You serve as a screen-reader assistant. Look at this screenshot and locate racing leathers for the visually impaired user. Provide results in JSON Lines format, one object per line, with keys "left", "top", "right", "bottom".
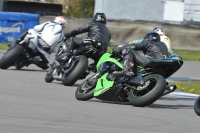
{"left": 115, "top": 40, "right": 168, "bottom": 85}
{"left": 64, "top": 21, "right": 111, "bottom": 65}
{"left": 16, "top": 22, "right": 65, "bottom": 69}
{"left": 128, "top": 35, "right": 173, "bottom": 56}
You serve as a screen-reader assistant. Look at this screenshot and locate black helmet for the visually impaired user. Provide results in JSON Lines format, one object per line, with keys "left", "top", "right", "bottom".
{"left": 93, "top": 12, "right": 107, "bottom": 24}
{"left": 143, "top": 31, "right": 160, "bottom": 42}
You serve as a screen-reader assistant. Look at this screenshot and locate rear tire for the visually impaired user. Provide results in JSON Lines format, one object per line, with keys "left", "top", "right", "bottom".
{"left": 194, "top": 96, "right": 200, "bottom": 116}
{"left": 0, "top": 45, "right": 24, "bottom": 69}
{"left": 128, "top": 74, "right": 166, "bottom": 107}
{"left": 62, "top": 55, "right": 88, "bottom": 86}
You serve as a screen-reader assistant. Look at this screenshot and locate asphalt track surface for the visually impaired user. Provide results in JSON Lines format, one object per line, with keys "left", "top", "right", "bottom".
{"left": 0, "top": 51, "right": 200, "bottom": 133}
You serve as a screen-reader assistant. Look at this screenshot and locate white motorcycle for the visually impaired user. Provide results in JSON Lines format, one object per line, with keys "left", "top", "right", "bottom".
{"left": 0, "top": 29, "right": 64, "bottom": 70}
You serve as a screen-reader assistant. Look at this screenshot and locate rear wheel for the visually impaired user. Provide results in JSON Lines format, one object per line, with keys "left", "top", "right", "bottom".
{"left": 128, "top": 74, "right": 166, "bottom": 107}
{"left": 0, "top": 45, "right": 24, "bottom": 69}
{"left": 75, "top": 74, "right": 97, "bottom": 101}
{"left": 194, "top": 96, "right": 200, "bottom": 116}
{"left": 62, "top": 55, "right": 88, "bottom": 86}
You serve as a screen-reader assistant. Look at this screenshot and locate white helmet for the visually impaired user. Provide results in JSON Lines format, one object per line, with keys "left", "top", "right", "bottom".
{"left": 153, "top": 27, "right": 165, "bottom": 36}
{"left": 54, "top": 16, "right": 67, "bottom": 27}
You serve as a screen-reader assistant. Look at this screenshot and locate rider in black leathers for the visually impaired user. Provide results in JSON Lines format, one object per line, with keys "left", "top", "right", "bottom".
{"left": 64, "top": 12, "right": 111, "bottom": 78}
{"left": 113, "top": 32, "right": 169, "bottom": 85}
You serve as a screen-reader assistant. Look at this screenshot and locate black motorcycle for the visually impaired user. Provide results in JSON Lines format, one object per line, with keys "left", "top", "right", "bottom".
{"left": 45, "top": 38, "right": 101, "bottom": 86}
{"left": 75, "top": 50, "right": 183, "bottom": 107}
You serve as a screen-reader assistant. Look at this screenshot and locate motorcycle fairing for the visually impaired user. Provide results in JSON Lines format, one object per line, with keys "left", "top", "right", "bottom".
{"left": 94, "top": 72, "right": 128, "bottom": 102}
{"left": 96, "top": 53, "right": 123, "bottom": 72}
{"left": 144, "top": 58, "right": 183, "bottom": 78}
{"left": 94, "top": 73, "right": 114, "bottom": 97}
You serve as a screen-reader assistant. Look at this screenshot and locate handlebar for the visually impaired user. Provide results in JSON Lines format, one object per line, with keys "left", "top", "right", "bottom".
{"left": 83, "top": 38, "right": 102, "bottom": 47}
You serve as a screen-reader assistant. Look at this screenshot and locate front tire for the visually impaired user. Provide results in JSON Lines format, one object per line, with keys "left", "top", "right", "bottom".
{"left": 62, "top": 55, "right": 88, "bottom": 86}
{"left": 45, "top": 68, "right": 55, "bottom": 83}
{"left": 75, "top": 74, "right": 96, "bottom": 101}
{"left": 0, "top": 45, "right": 24, "bottom": 69}
{"left": 194, "top": 96, "right": 200, "bottom": 116}
{"left": 128, "top": 74, "right": 166, "bottom": 107}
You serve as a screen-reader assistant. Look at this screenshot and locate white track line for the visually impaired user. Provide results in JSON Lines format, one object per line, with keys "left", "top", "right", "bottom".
{"left": 169, "top": 91, "right": 199, "bottom": 99}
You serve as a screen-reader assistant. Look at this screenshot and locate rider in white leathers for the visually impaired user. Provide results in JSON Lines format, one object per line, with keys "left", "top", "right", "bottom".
{"left": 17, "top": 16, "right": 67, "bottom": 69}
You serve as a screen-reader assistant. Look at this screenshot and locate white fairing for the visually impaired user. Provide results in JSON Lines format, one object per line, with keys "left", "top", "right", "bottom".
{"left": 22, "top": 29, "right": 38, "bottom": 52}
{"left": 160, "top": 36, "right": 173, "bottom": 56}
{"left": 39, "top": 23, "right": 64, "bottom": 47}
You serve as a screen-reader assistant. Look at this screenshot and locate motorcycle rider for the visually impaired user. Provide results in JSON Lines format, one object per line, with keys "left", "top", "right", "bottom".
{"left": 128, "top": 27, "right": 173, "bottom": 57}
{"left": 113, "top": 31, "right": 169, "bottom": 85}
{"left": 16, "top": 16, "right": 67, "bottom": 69}
{"left": 64, "top": 12, "right": 111, "bottom": 78}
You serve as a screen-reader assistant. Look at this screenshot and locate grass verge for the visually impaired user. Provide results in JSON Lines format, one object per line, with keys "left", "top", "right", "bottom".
{"left": 173, "top": 49, "right": 200, "bottom": 61}
{"left": 0, "top": 43, "right": 9, "bottom": 50}
{"left": 169, "top": 81, "right": 200, "bottom": 95}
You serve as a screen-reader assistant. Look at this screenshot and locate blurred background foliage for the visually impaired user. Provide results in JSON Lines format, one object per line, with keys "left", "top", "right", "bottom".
{"left": 45, "top": 0, "right": 94, "bottom": 17}
{"left": 66, "top": 0, "right": 94, "bottom": 17}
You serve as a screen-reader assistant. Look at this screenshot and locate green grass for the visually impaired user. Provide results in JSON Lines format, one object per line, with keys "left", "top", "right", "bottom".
{"left": 173, "top": 49, "right": 200, "bottom": 61}
{"left": 169, "top": 81, "right": 200, "bottom": 95}
{"left": 107, "top": 45, "right": 116, "bottom": 52}
{"left": 0, "top": 43, "right": 9, "bottom": 50}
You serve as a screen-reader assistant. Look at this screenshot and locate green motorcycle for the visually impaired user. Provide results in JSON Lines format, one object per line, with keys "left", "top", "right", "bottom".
{"left": 75, "top": 51, "right": 183, "bottom": 107}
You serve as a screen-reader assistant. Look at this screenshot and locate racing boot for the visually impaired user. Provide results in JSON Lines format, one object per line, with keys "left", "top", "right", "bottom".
{"left": 128, "top": 74, "right": 145, "bottom": 86}
{"left": 123, "top": 59, "right": 145, "bottom": 86}
{"left": 27, "top": 57, "right": 49, "bottom": 70}
{"left": 34, "top": 61, "right": 49, "bottom": 70}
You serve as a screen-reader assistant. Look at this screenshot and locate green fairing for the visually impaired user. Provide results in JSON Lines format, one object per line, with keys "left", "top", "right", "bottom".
{"left": 94, "top": 73, "right": 114, "bottom": 96}
{"left": 96, "top": 53, "right": 123, "bottom": 72}
{"left": 141, "top": 72, "right": 152, "bottom": 76}
{"left": 94, "top": 53, "right": 123, "bottom": 97}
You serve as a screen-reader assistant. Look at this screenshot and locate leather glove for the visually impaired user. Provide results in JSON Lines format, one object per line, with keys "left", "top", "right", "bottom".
{"left": 64, "top": 33, "right": 70, "bottom": 40}
{"left": 111, "top": 48, "right": 121, "bottom": 56}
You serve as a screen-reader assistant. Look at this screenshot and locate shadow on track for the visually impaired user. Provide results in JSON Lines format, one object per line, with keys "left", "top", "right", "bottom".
{"left": 160, "top": 96, "right": 196, "bottom": 101}
{"left": 2, "top": 68, "right": 47, "bottom": 72}
{"left": 149, "top": 103, "right": 194, "bottom": 109}
{"left": 84, "top": 96, "right": 195, "bottom": 109}
{"left": 88, "top": 99, "right": 131, "bottom": 105}
{"left": 44, "top": 82, "right": 81, "bottom": 87}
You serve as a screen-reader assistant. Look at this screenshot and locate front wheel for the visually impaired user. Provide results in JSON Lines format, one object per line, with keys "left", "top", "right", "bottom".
{"left": 128, "top": 74, "right": 166, "bottom": 107}
{"left": 62, "top": 55, "right": 88, "bottom": 86}
{"left": 45, "top": 68, "right": 55, "bottom": 83}
{"left": 75, "top": 74, "right": 97, "bottom": 101}
{"left": 194, "top": 96, "right": 200, "bottom": 116}
{"left": 0, "top": 45, "right": 24, "bottom": 69}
